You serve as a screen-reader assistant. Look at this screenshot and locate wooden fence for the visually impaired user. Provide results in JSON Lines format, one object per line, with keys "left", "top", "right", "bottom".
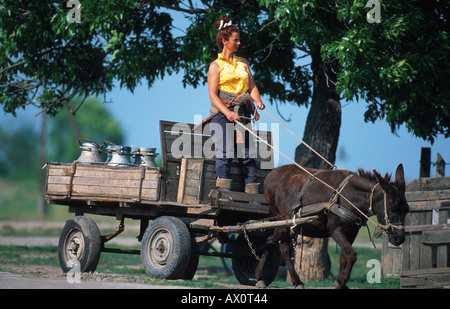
{"left": 381, "top": 150, "right": 450, "bottom": 288}
{"left": 400, "top": 176, "right": 450, "bottom": 288}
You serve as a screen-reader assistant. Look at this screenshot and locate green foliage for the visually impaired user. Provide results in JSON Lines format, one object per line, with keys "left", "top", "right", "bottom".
{"left": 47, "top": 96, "right": 124, "bottom": 162}
{"left": 320, "top": 0, "right": 450, "bottom": 142}
{"left": 177, "top": 1, "right": 312, "bottom": 106}
{"left": 0, "top": 0, "right": 448, "bottom": 142}
{"left": 0, "top": 96, "right": 123, "bottom": 181}
{"left": 0, "top": 0, "right": 177, "bottom": 116}
{"left": 0, "top": 121, "right": 39, "bottom": 180}
{"left": 262, "top": 0, "right": 449, "bottom": 142}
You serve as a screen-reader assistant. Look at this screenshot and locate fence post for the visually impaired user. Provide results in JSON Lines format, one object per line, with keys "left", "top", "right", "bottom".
{"left": 419, "top": 147, "right": 431, "bottom": 178}
{"left": 435, "top": 153, "right": 445, "bottom": 177}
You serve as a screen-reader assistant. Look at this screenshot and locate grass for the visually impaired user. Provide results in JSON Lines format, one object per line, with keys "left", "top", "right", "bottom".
{"left": 0, "top": 243, "right": 399, "bottom": 289}
{"left": 0, "top": 178, "right": 69, "bottom": 221}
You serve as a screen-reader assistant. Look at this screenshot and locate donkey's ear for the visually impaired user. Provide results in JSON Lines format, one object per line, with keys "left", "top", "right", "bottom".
{"left": 373, "top": 169, "right": 391, "bottom": 193}
{"left": 394, "top": 163, "right": 406, "bottom": 192}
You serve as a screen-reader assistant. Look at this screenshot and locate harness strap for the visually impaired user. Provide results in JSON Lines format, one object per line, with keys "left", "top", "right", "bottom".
{"left": 294, "top": 174, "right": 364, "bottom": 225}
{"left": 296, "top": 171, "right": 323, "bottom": 211}
{"left": 328, "top": 204, "right": 363, "bottom": 225}
{"left": 324, "top": 174, "right": 364, "bottom": 225}
{"left": 326, "top": 174, "right": 354, "bottom": 211}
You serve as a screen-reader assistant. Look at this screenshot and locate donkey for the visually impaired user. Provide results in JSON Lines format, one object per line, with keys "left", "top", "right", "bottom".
{"left": 255, "top": 163, "right": 409, "bottom": 289}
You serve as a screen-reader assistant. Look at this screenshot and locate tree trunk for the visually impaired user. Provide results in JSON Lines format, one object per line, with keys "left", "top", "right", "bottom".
{"left": 294, "top": 50, "right": 341, "bottom": 168}
{"left": 292, "top": 48, "right": 341, "bottom": 282}
{"left": 294, "top": 236, "right": 331, "bottom": 282}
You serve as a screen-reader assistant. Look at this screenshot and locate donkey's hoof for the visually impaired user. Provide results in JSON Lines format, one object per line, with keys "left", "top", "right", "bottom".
{"left": 295, "top": 284, "right": 305, "bottom": 289}
{"left": 334, "top": 281, "right": 349, "bottom": 289}
{"left": 256, "top": 280, "right": 267, "bottom": 288}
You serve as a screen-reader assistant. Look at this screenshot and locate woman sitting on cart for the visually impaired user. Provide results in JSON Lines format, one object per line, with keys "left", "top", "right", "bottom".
{"left": 205, "top": 16, "right": 265, "bottom": 194}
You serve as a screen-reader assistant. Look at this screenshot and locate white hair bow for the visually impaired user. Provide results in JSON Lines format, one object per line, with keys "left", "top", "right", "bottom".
{"left": 219, "top": 20, "right": 232, "bottom": 30}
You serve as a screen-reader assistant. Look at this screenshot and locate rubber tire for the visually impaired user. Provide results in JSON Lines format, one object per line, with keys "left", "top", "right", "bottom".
{"left": 232, "top": 234, "right": 281, "bottom": 286}
{"left": 58, "top": 216, "right": 102, "bottom": 273}
{"left": 180, "top": 237, "right": 199, "bottom": 280}
{"left": 141, "top": 216, "right": 191, "bottom": 280}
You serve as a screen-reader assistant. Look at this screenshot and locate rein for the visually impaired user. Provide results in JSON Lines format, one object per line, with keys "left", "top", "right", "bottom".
{"left": 234, "top": 118, "right": 403, "bottom": 234}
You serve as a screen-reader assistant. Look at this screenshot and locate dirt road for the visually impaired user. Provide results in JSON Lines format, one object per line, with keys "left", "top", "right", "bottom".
{"left": 0, "top": 271, "right": 192, "bottom": 289}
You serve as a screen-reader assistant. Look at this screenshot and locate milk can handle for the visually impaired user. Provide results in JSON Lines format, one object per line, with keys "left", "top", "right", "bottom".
{"left": 78, "top": 138, "right": 102, "bottom": 150}
{"left": 103, "top": 140, "right": 116, "bottom": 147}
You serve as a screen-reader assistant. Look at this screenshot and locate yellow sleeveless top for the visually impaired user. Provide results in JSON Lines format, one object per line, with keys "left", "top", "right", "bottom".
{"left": 215, "top": 53, "right": 249, "bottom": 96}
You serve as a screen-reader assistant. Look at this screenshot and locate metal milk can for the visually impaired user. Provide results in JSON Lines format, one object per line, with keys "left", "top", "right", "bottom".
{"left": 133, "top": 147, "right": 158, "bottom": 167}
{"left": 76, "top": 138, "right": 103, "bottom": 163}
{"left": 105, "top": 143, "right": 132, "bottom": 166}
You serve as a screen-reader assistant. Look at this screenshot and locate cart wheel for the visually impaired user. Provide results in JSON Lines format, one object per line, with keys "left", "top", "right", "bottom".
{"left": 232, "top": 234, "right": 281, "bottom": 286}
{"left": 180, "top": 237, "right": 199, "bottom": 280}
{"left": 58, "top": 216, "right": 102, "bottom": 273}
{"left": 141, "top": 216, "right": 191, "bottom": 280}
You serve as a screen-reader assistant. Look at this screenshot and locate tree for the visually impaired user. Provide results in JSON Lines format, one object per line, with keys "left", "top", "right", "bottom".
{"left": 0, "top": 0, "right": 177, "bottom": 116}
{"left": 47, "top": 96, "right": 124, "bottom": 163}
{"left": 267, "top": 0, "right": 449, "bottom": 142}
{"left": 1, "top": 0, "right": 448, "bottom": 278}
{"left": 259, "top": 0, "right": 449, "bottom": 281}
{"left": 0, "top": 121, "right": 40, "bottom": 180}
{"left": 2, "top": 1, "right": 447, "bottom": 141}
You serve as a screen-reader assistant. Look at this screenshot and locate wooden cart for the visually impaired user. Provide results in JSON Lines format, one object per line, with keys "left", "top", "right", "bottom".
{"left": 45, "top": 120, "right": 315, "bottom": 286}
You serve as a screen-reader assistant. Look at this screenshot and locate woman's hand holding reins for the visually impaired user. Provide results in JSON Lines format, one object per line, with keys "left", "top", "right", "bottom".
{"left": 255, "top": 101, "right": 265, "bottom": 110}
{"left": 226, "top": 111, "right": 240, "bottom": 122}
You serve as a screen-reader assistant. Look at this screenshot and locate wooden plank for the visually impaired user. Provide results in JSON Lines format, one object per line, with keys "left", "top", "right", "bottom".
{"left": 209, "top": 215, "right": 319, "bottom": 233}
{"left": 208, "top": 189, "right": 268, "bottom": 205}
{"left": 177, "top": 158, "right": 206, "bottom": 204}
{"left": 406, "top": 223, "right": 450, "bottom": 233}
{"left": 48, "top": 163, "right": 160, "bottom": 180}
{"left": 409, "top": 211, "right": 422, "bottom": 271}
{"left": 406, "top": 177, "right": 450, "bottom": 192}
{"left": 422, "top": 230, "right": 450, "bottom": 245}
{"left": 216, "top": 200, "right": 270, "bottom": 214}
{"left": 188, "top": 218, "right": 215, "bottom": 231}
{"left": 195, "top": 160, "right": 205, "bottom": 202}
{"left": 406, "top": 189, "right": 450, "bottom": 202}
{"left": 47, "top": 175, "right": 159, "bottom": 189}
{"left": 177, "top": 158, "right": 187, "bottom": 203}
{"left": 162, "top": 160, "right": 180, "bottom": 202}
{"left": 382, "top": 234, "right": 403, "bottom": 277}
{"left": 407, "top": 200, "right": 446, "bottom": 211}
{"left": 401, "top": 267, "right": 450, "bottom": 289}
{"left": 47, "top": 183, "right": 158, "bottom": 200}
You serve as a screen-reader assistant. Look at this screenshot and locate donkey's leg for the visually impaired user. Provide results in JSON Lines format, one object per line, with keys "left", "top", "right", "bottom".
{"left": 330, "top": 228, "right": 357, "bottom": 289}
{"left": 279, "top": 229, "right": 304, "bottom": 288}
{"left": 255, "top": 228, "right": 282, "bottom": 288}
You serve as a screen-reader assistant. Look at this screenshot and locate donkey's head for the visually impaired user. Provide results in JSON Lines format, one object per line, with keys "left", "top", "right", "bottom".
{"left": 373, "top": 164, "right": 409, "bottom": 246}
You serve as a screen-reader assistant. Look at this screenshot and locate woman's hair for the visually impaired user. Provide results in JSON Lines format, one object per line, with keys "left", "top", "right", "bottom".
{"left": 215, "top": 16, "right": 239, "bottom": 52}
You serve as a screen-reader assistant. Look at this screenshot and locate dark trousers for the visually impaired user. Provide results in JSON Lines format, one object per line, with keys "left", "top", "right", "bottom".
{"left": 210, "top": 110, "right": 257, "bottom": 184}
